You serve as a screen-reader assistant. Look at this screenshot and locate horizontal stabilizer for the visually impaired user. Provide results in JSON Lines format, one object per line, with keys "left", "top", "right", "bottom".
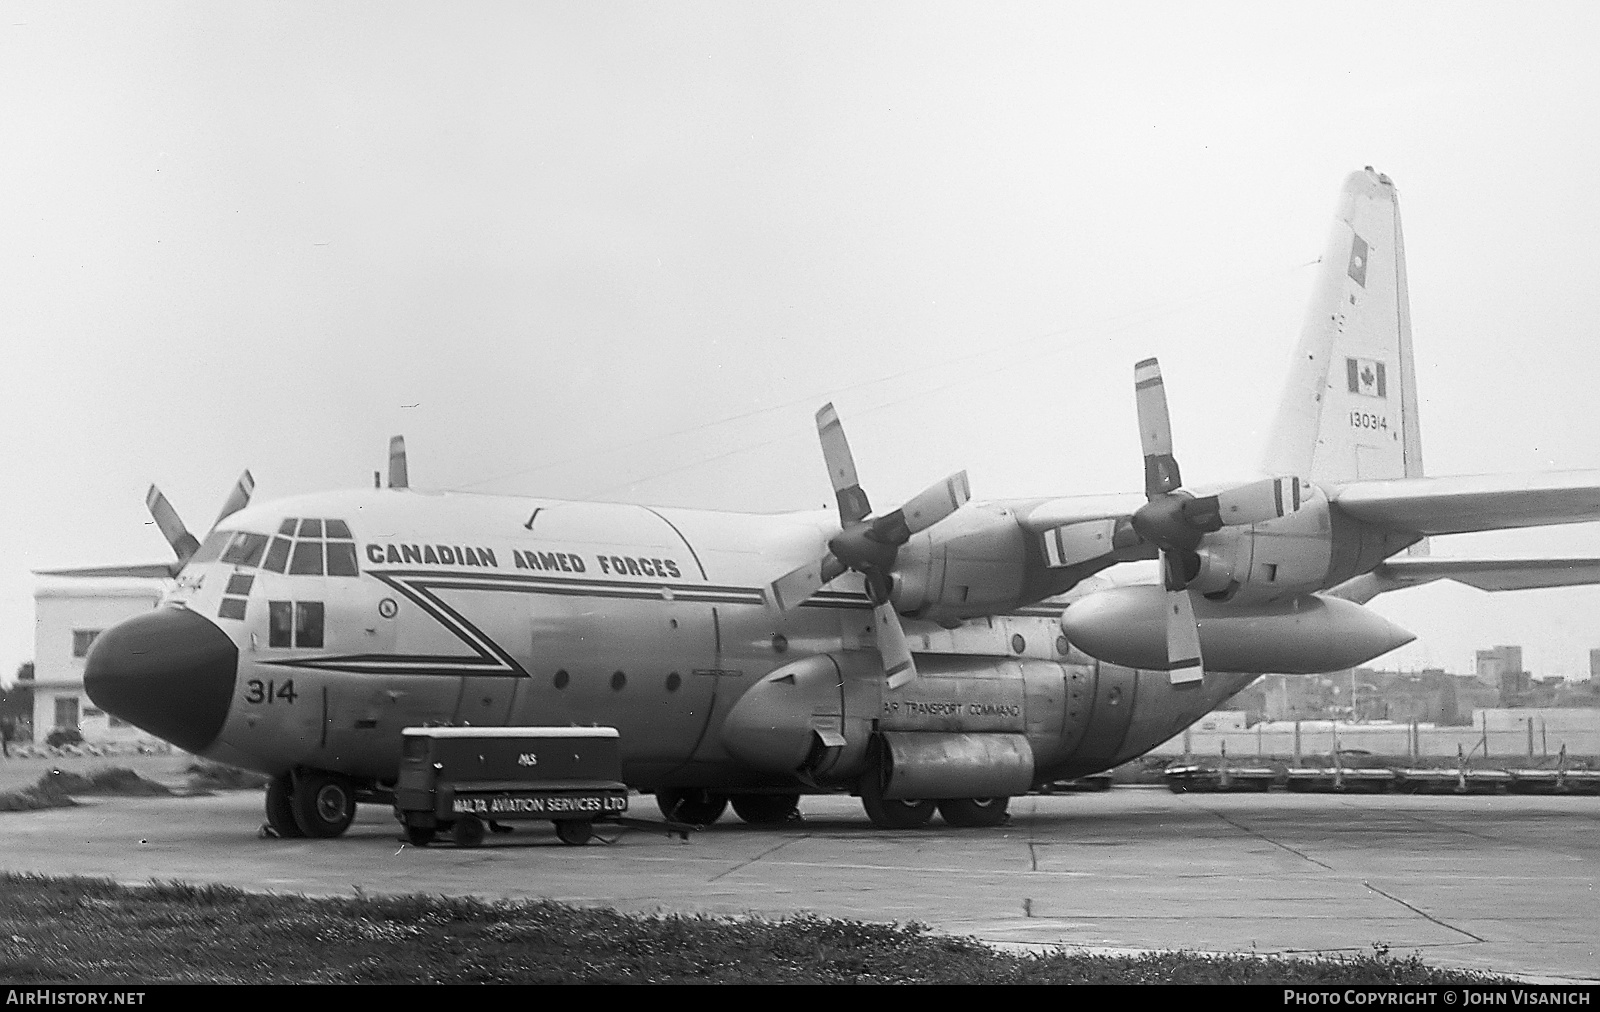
{"left": 1329, "top": 557, "right": 1600, "bottom": 604}
{"left": 1331, "top": 470, "right": 1600, "bottom": 535}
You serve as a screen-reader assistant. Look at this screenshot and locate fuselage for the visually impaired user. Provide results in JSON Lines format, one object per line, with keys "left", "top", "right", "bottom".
{"left": 84, "top": 487, "right": 1257, "bottom": 793}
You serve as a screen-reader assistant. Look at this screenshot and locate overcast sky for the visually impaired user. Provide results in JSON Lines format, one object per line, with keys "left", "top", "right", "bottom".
{"left": 5, "top": 2, "right": 1600, "bottom": 685}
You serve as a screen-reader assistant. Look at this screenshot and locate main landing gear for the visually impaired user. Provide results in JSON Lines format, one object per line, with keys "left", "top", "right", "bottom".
{"left": 263, "top": 769, "right": 359, "bottom": 839}
{"left": 655, "top": 790, "right": 803, "bottom": 826}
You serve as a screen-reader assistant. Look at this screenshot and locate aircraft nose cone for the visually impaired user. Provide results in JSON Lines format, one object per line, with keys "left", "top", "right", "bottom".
{"left": 84, "top": 607, "right": 238, "bottom": 754}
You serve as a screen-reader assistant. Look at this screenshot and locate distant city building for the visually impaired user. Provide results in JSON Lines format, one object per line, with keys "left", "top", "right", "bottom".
{"left": 32, "top": 572, "right": 169, "bottom": 745}
{"left": 1475, "top": 645, "right": 1524, "bottom": 690}
{"left": 1590, "top": 647, "right": 1600, "bottom": 682}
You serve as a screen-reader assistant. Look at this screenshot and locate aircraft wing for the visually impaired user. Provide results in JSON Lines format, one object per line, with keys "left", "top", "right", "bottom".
{"left": 1329, "top": 556, "right": 1600, "bottom": 604}
{"left": 34, "top": 563, "right": 177, "bottom": 579}
{"left": 1011, "top": 492, "right": 1149, "bottom": 533}
{"left": 1329, "top": 470, "right": 1600, "bottom": 535}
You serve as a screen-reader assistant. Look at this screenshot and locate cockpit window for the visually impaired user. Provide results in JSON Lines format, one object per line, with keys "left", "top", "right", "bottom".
{"left": 326, "top": 541, "right": 359, "bottom": 577}
{"left": 262, "top": 536, "right": 292, "bottom": 574}
{"left": 229, "top": 518, "right": 359, "bottom": 577}
{"left": 289, "top": 541, "right": 324, "bottom": 576}
{"left": 220, "top": 532, "right": 269, "bottom": 567}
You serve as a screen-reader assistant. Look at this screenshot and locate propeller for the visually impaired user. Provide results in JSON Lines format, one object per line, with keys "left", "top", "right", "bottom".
{"left": 1128, "top": 358, "right": 1308, "bottom": 686}
{"left": 146, "top": 469, "right": 256, "bottom": 570}
{"left": 770, "top": 403, "right": 971, "bottom": 690}
{"left": 388, "top": 435, "right": 409, "bottom": 489}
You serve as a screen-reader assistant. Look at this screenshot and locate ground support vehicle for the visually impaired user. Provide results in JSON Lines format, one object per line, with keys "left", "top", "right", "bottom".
{"left": 394, "top": 726, "right": 630, "bottom": 847}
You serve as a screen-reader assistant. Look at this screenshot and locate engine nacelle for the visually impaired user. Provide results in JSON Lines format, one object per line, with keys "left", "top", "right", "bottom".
{"left": 1182, "top": 484, "right": 1335, "bottom": 603}
{"left": 890, "top": 504, "right": 1031, "bottom": 622}
{"left": 1060, "top": 585, "right": 1413, "bottom": 674}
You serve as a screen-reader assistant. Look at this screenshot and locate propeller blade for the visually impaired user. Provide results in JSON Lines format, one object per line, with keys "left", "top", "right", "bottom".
{"left": 890, "top": 470, "right": 971, "bottom": 538}
{"left": 388, "top": 435, "right": 409, "bottom": 489}
{"left": 1134, "top": 357, "right": 1182, "bottom": 498}
{"left": 816, "top": 404, "right": 871, "bottom": 524}
{"left": 873, "top": 600, "right": 919, "bottom": 690}
{"left": 769, "top": 554, "right": 848, "bottom": 611}
{"left": 1164, "top": 583, "right": 1205, "bottom": 687}
{"left": 145, "top": 486, "right": 201, "bottom": 563}
{"left": 211, "top": 470, "right": 256, "bottom": 529}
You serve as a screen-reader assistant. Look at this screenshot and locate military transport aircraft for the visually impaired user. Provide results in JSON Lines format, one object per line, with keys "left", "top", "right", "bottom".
{"left": 75, "top": 168, "right": 1600, "bottom": 840}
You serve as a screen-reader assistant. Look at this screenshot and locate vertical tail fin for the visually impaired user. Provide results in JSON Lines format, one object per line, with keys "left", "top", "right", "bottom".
{"left": 1262, "top": 168, "right": 1425, "bottom": 489}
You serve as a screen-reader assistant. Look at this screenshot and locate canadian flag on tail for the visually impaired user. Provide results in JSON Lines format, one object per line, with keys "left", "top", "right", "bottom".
{"left": 1346, "top": 357, "right": 1387, "bottom": 398}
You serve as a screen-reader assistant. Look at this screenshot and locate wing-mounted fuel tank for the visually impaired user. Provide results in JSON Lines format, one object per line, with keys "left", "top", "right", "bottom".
{"left": 1059, "top": 586, "right": 1414, "bottom": 673}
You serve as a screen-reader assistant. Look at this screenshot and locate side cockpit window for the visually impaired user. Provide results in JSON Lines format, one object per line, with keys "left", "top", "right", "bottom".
{"left": 220, "top": 532, "right": 270, "bottom": 567}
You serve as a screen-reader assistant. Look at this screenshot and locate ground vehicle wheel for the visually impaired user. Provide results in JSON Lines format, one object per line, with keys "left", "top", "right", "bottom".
{"left": 655, "top": 788, "right": 728, "bottom": 825}
{"left": 404, "top": 824, "right": 435, "bottom": 847}
{"left": 452, "top": 815, "right": 486, "bottom": 848}
{"left": 555, "top": 820, "right": 593, "bottom": 846}
{"left": 859, "top": 771, "right": 935, "bottom": 829}
{"left": 290, "top": 770, "right": 357, "bottom": 838}
{"left": 265, "top": 772, "right": 306, "bottom": 838}
{"left": 731, "top": 794, "right": 800, "bottom": 825}
{"left": 937, "top": 797, "right": 1010, "bottom": 828}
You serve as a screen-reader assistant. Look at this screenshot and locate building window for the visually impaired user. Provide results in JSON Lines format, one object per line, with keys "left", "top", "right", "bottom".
{"left": 55, "top": 696, "right": 80, "bottom": 729}
{"left": 71, "top": 630, "right": 102, "bottom": 659}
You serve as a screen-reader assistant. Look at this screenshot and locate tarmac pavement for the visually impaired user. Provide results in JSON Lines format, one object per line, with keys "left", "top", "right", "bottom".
{"left": 1, "top": 784, "right": 1595, "bottom": 982}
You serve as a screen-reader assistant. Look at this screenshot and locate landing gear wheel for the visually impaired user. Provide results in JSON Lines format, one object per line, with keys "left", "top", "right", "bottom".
{"left": 655, "top": 788, "right": 728, "bottom": 825}
{"left": 290, "top": 771, "right": 357, "bottom": 838}
{"left": 452, "top": 815, "right": 486, "bottom": 848}
{"left": 937, "top": 797, "right": 1010, "bottom": 828}
{"left": 265, "top": 772, "right": 305, "bottom": 838}
{"left": 859, "top": 772, "right": 935, "bottom": 829}
{"left": 555, "top": 820, "right": 593, "bottom": 846}
{"left": 731, "top": 794, "right": 801, "bottom": 825}
{"left": 404, "top": 824, "right": 435, "bottom": 847}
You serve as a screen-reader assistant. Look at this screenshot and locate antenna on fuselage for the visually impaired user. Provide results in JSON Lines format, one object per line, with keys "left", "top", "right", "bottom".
{"left": 388, "top": 436, "right": 409, "bottom": 489}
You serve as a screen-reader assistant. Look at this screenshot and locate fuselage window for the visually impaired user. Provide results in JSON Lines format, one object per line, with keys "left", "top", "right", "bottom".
{"left": 262, "top": 536, "right": 292, "bottom": 574}
{"left": 295, "top": 601, "right": 325, "bottom": 648}
{"left": 268, "top": 602, "right": 293, "bottom": 647}
{"left": 289, "top": 541, "right": 325, "bottom": 576}
{"left": 221, "top": 532, "right": 270, "bottom": 568}
{"left": 268, "top": 600, "right": 324, "bottom": 648}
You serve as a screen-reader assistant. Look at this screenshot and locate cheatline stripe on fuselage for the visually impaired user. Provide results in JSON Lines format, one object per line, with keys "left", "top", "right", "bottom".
{"left": 255, "top": 567, "right": 1068, "bottom": 678}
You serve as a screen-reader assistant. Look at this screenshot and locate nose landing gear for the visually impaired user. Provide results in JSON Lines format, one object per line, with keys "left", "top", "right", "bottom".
{"left": 261, "top": 769, "right": 358, "bottom": 839}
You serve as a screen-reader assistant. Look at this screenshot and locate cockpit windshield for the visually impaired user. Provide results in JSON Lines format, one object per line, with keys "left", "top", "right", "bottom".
{"left": 211, "top": 519, "right": 359, "bottom": 577}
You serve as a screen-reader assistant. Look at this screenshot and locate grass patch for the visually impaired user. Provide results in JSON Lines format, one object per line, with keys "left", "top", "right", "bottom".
{"left": 0, "top": 873, "right": 1515, "bottom": 984}
{"left": 0, "top": 768, "right": 173, "bottom": 812}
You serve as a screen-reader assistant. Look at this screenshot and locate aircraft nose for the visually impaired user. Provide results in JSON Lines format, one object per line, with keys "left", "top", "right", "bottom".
{"left": 84, "top": 607, "right": 238, "bottom": 754}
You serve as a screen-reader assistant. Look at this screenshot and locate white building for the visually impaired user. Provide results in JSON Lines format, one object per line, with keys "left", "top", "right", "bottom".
{"left": 32, "top": 572, "right": 170, "bottom": 745}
